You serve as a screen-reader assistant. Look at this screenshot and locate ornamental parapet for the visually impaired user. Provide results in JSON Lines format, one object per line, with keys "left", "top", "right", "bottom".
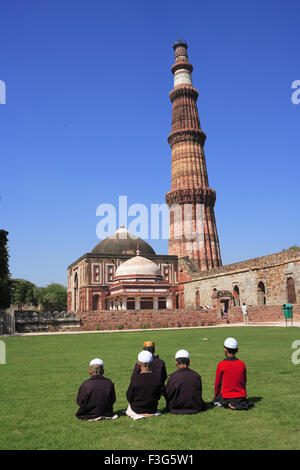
{"left": 165, "top": 187, "right": 216, "bottom": 206}
{"left": 167, "top": 128, "right": 206, "bottom": 147}
{"left": 171, "top": 61, "right": 193, "bottom": 75}
{"left": 169, "top": 85, "right": 199, "bottom": 103}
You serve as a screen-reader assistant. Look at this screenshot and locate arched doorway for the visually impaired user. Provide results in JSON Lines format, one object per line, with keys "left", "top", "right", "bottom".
{"left": 195, "top": 290, "right": 200, "bottom": 308}
{"left": 92, "top": 295, "right": 100, "bottom": 311}
{"left": 287, "top": 277, "right": 296, "bottom": 304}
{"left": 233, "top": 285, "right": 240, "bottom": 306}
{"left": 257, "top": 281, "right": 266, "bottom": 305}
{"left": 180, "top": 292, "right": 184, "bottom": 308}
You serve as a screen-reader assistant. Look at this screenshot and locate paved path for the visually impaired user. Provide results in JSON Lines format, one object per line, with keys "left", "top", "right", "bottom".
{"left": 4, "top": 321, "right": 299, "bottom": 337}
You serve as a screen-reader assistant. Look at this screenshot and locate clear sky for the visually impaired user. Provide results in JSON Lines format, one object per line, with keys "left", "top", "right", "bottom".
{"left": 1, "top": 0, "right": 299, "bottom": 287}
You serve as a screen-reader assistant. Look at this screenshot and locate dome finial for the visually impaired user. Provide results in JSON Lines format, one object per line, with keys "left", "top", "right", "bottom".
{"left": 136, "top": 244, "right": 140, "bottom": 256}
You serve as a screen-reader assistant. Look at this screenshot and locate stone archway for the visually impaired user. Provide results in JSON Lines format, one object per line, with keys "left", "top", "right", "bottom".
{"left": 92, "top": 295, "right": 100, "bottom": 311}
{"left": 233, "top": 285, "right": 240, "bottom": 306}
{"left": 195, "top": 290, "right": 200, "bottom": 308}
{"left": 257, "top": 281, "right": 266, "bottom": 305}
{"left": 287, "top": 277, "right": 296, "bottom": 304}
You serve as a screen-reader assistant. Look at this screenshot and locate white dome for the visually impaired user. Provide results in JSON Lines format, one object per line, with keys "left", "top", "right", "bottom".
{"left": 115, "top": 255, "right": 161, "bottom": 279}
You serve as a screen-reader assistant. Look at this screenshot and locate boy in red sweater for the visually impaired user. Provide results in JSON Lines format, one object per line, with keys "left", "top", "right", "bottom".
{"left": 212, "top": 337, "right": 253, "bottom": 410}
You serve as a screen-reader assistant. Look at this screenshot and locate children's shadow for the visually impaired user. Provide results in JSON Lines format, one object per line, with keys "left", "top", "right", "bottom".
{"left": 249, "top": 396, "right": 263, "bottom": 404}
{"left": 205, "top": 397, "right": 262, "bottom": 410}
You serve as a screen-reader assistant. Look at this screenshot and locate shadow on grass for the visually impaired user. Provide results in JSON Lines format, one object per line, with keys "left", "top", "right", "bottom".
{"left": 204, "top": 396, "right": 262, "bottom": 411}
{"left": 115, "top": 398, "right": 262, "bottom": 418}
{"left": 248, "top": 396, "right": 263, "bottom": 404}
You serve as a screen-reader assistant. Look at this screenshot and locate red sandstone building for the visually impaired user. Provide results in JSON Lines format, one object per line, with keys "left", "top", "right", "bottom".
{"left": 67, "top": 227, "right": 178, "bottom": 313}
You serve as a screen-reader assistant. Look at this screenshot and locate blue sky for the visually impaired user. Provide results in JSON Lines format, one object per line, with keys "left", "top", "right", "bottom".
{"left": 1, "top": 0, "right": 299, "bottom": 287}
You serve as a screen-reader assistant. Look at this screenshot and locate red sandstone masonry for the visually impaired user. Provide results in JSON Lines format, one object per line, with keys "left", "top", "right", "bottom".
{"left": 165, "top": 42, "right": 222, "bottom": 272}
{"left": 76, "top": 305, "right": 300, "bottom": 331}
{"left": 228, "top": 305, "right": 300, "bottom": 323}
{"left": 77, "top": 309, "right": 219, "bottom": 331}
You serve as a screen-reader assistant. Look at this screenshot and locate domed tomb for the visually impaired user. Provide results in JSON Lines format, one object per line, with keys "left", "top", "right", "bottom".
{"left": 115, "top": 253, "right": 162, "bottom": 280}
{"left": 92, "top": 226, "right": 156, "bottom": 255}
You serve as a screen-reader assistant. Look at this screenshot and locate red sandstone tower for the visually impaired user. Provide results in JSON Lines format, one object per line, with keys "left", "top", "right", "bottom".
{"left": 166, "top": 40, "right": 222, "bottom": 271}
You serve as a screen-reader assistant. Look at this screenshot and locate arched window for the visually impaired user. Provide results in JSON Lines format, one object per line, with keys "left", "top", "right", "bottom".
{"left": 195, "top": 290, "right": 200, "bottom": 308}
{"left": 233, "top": 285, "right": 240, "bottom": 306}
{"left": 287, "top": 277, "right": 296, "bottom": 304}
{"left": 181, "top": 292, "right": 184, "bottom": 308}
{"left": 257, "top": 281, "right": 266, "bottom": 305}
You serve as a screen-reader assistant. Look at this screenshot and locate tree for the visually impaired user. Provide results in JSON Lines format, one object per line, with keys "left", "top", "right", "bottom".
{"left": 38, "top": 283, "right": 67, "bottom": 313}
{"left": 12, "top": 279, "right": 39, "bottom": 310}
{"left": 282, "top": 245, "right": 300, "bottom": 252}
{"left": 0, "top": 230, "right": 11, "bottom": 308}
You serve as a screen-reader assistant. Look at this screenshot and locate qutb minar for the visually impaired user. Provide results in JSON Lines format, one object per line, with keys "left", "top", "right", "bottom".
{"left": 166, "top": 40, "right": 222, "bottom": 271}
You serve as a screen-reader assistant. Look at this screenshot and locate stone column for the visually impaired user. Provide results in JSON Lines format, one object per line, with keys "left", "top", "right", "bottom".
{"left": 153, "top": 298, "right": 158, "bottom": 310}
{"left": 135, "top": 297, "right": 141, "bottom": 310}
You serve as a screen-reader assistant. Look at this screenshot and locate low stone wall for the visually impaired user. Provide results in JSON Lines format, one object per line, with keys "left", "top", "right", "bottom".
{"left": 77, "top": 304, "right": 300, "bottom": 331}
{"left": 0, "top": 308, "right": 15, "bottom": 334}
{"left": 15, "top": 318, "right": 82, "bottom": 333}
{"left": 13, "top": 311, "right": 81, "bottom": 333}
{"left": 77, "top": 309, "right": 220, "bottom": 331}
{"left": 228, "top": 304, "right": 300, "bottom": 323}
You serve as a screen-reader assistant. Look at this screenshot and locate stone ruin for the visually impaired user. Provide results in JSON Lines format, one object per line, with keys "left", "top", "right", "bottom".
{"left": 0, "top": 309, "right": 81, "bottom": 334}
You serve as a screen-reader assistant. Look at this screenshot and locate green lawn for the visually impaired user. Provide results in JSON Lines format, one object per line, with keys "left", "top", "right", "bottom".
{"left": 0, "top": 326, "right": 300, "bottom": 450}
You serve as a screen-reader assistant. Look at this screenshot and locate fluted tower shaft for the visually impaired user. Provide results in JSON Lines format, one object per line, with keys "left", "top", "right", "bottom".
{"left": 166, "top": 40, "right": 222, "bottom": 271}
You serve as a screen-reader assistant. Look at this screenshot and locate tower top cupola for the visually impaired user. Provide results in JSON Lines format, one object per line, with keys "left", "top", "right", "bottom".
{"left": 171, "top": 39, "right": 193, "bottom": 87}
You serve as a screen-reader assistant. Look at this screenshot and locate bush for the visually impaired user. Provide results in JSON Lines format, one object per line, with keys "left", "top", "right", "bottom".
{"left": 139, "top": 323, "right": 151, "bottom": 329}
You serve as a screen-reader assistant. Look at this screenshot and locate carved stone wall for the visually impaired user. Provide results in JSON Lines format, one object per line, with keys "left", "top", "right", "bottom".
{"left": 183, "top": 249, "right": 300, "bottom": 308}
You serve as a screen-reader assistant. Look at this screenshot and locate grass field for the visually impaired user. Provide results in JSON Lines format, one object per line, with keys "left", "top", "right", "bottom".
{"left": 0, "top": 326, "right": 300, "bottom": 450}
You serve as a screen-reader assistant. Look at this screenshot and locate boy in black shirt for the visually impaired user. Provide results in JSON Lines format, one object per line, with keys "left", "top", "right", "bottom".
{"left": 130, "top": 340, "right": 167, "bottom": 386}
{"left": 165, "top": 349, "right": 206, "bottom": 414}
{"left": 76, "top": 358, "right": 118, "bottom": 421}
{"left": 126, "top": 350, "right": 163, "bottom": 420}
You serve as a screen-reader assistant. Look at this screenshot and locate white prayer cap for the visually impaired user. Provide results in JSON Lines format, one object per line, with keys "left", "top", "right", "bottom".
{"left": 224, "top": 337, "right": 238, "bottom": 349}
{"left": 175, "top": 349, "right": 190, "bottom": 360}
{"left": 138, "top": 350, "right": 153, "bottom": 363}
{"left": 90, "top": 358, "right": 104, "bottom": 366}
